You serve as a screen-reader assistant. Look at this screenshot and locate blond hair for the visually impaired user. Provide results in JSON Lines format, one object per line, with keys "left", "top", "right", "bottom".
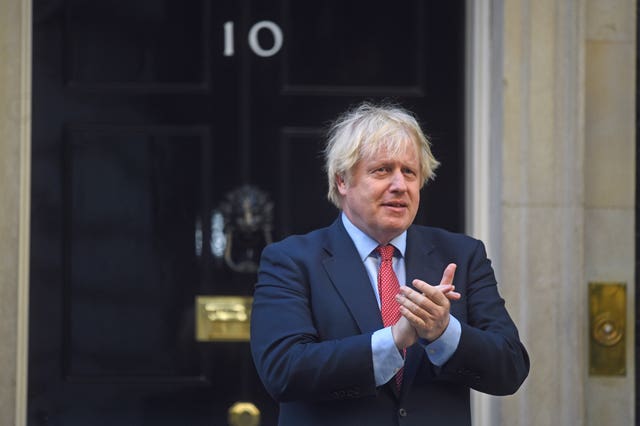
{"left": 324, "top": 102, "right": 440, "bottom": 208}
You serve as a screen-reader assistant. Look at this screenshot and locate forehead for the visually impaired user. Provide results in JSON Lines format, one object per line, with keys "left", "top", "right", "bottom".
{"left": 360, "top": 137, "right": 419, "bottom": 164}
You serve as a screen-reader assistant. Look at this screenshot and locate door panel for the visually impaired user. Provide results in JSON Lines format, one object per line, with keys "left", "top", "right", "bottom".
{"left": 282, "top": 1, "right": 423, "bottom": 93}
{"left": 30, "top": 1, "right": 465, "bottom": 424}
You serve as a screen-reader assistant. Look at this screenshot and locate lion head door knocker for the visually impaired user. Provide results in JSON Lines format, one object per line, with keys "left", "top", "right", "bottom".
{"left": 211, "top": 185, "right": 274, "bottom": 274}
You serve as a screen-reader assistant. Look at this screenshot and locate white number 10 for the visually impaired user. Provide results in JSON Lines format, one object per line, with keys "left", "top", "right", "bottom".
{"left": 224, "top": 21, "right": 284, "bottom": 58}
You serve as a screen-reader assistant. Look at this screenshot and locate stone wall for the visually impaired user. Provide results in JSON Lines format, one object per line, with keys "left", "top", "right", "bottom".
{"left": 499, "top": 0, "right": 635, "bottom": 425}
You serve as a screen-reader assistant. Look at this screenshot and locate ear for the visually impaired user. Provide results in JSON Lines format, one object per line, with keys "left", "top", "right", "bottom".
{"left": 336, "top": 173, "right": 348, "bottom": 195}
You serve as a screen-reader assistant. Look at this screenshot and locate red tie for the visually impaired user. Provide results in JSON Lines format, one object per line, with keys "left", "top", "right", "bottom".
{"left": 376, "top": 245, "right": 404, "bottom": 389}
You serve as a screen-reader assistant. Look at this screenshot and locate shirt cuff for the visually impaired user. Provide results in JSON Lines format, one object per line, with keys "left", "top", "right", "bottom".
{"left": 419, "top": 315, "right": 461, "bottom": 366}
{"left": 371, "top": 327, "right": 404, "bottom": 386}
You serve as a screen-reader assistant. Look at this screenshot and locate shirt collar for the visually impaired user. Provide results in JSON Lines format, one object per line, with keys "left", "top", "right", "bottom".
{"left": 341, "top": 212, "right": 407, "bottom": 261}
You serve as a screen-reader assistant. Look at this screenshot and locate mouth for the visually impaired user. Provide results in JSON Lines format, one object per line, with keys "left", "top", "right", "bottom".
{"left": 382, "top": 201, "right": 408, "bottom": 209}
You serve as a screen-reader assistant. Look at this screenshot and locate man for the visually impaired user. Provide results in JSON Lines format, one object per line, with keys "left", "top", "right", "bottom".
{"left": 250, "top": 103, "right": 529, "bottom": 426}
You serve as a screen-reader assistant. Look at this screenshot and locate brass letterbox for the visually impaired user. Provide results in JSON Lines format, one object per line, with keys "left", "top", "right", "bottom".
{"left": 196, "top": 296, "right": 252, "bottom": 342}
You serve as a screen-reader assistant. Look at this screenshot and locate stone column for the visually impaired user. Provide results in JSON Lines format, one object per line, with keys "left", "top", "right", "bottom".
{"left": 0, "top": 0, "right": 31, "bottom": 425}
{"left": 500, "top": 0, "right": 587, "bottom": 424}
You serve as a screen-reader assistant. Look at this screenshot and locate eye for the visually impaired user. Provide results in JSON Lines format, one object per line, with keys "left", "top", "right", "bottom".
{"left": 371, "top": 166, "right": 390, "bottom": 175}
{"left": 402, "top": 167, "right": 417, "bottom": 176}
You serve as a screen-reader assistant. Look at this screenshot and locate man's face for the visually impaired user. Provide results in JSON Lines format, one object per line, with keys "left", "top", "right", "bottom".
{"left": 338, "top": 140, "right": 421, "bottom": 244}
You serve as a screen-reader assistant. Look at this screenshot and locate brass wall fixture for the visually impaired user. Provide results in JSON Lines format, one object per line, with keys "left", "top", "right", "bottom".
{"left": 195, "top": 296, "right": 253, "bottom": 342}
{"left": 588, "top": 282, "right": 626, "bottom": 376}
{"left": 228, "top": 401, "right": 261, "bottom": 426}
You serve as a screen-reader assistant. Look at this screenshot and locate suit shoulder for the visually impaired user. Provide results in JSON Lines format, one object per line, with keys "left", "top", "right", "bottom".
{"left": 410, "top": 225, "right": 483, "bottom": 250}
{"left": 263, "top": 225, "right": 332, "bottom": 257}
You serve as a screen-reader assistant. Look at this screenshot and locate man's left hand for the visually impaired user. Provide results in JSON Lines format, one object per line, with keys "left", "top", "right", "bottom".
{"left": 395, "top": 263, "right": 460, "bottom": 342}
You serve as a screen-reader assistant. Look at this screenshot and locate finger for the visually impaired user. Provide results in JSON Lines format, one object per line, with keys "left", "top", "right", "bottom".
{"left": 396, "top": 288, "right": 423, "bottom": 311}
{"left": 409, "top": 278, "right": 461, "bottom": 301}
{"left": 399, "top": 285, "right": 435, "bottom": 310}
{"left": 398, "top": 304, "right": 428, "bottom": 329}
{"left": 411, "top": 279, "right": 449, "bottom": 306}
{"left": 444, "top": 291, "right": 461, "bottom": 301}
{"left": 439, "top": 263, "right": 457, "bottom": 286}
{"left": 434, "top": 284, "right": 461, "bottom": 301}
{"left": 397, "top": 288, "right": 445, "bottom": 320}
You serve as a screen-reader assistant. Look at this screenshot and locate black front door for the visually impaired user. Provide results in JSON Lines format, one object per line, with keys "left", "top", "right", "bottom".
{"left": 29, "top": 1, "right": 465, "bottom": 425}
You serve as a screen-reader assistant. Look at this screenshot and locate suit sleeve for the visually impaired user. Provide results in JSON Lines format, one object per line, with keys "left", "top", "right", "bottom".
{"left": 250, "top": 242, "right": 378, "bottom": 402}
{"left": 436, "top": 239, "right": 530, "bottom": 395}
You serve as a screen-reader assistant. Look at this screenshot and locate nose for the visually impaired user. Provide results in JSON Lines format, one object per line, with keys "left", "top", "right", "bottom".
{"left": 389, "top": 168, "right": 407, "bottom": 192}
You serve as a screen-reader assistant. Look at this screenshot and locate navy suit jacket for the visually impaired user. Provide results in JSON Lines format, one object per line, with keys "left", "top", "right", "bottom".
{"left": 250, "top": 218, "right": 529, "bottom": 426}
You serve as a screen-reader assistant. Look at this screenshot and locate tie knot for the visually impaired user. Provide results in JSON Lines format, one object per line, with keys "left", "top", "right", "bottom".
{"left": 376, "top": 244, "right": 395, "bottom": 261}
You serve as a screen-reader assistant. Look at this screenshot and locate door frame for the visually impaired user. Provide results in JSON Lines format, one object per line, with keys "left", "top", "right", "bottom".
{"left": 465, "top": 1, "right": 502, "bottom": 425}
{"left": 10, "top": 1, "right": 498, "bottom": 424}
{"left": 8, "top": 0, "right": 32, "bottom": 424}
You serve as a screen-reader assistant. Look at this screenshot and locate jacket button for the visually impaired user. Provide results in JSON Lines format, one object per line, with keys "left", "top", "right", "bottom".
{"left": 399, "top": 408, "right": 408, "bottom": 417}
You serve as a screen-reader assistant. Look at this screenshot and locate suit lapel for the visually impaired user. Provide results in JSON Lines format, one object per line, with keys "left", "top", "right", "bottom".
{"left": 401, "top": 226, "right": 446, "bottom": 394}
{"left": 403, "top": 226, "right": 441, "bottom": 287}
{"left": 321, "top": 219, "right": 383, "bottom": 334}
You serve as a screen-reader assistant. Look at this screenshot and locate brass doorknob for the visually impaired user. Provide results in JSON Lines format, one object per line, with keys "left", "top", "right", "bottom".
{"left": 592, "top": 312, "right": 623, "bottom": 347}
{"left": 228, "top": 402, "right": 260, "bottom": 426}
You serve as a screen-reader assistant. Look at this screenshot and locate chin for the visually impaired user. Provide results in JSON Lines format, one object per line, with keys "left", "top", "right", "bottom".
{"left": 380, "top": 222, "right": 409, "bottom": 236}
